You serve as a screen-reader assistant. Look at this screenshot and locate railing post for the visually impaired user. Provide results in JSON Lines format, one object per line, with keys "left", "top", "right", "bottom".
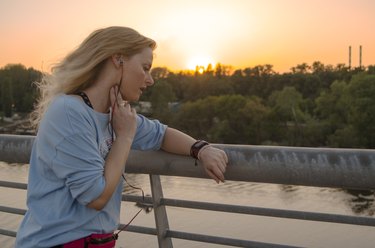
{"left": 150, "top": 174, "right": 173, "bottom": 248}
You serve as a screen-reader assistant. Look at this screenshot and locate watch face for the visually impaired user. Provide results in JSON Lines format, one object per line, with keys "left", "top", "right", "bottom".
{"left": 191, "top": 140, "right": 209, "bottom": 159}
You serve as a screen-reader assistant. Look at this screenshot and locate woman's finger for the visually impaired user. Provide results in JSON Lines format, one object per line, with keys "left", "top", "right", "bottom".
{"left": 213, "top": 167, "right": 225, "bottom": 182}
{"left": 206, "top": 169, "right": 220, "bottom": 184}
{"left": 115, "top": 86, "right": 125, "bottom": 104}
{"left": 222, "top": 151, "right": 229, "bottom": 164}
{"left": 109, "top": 87, "right": 116, "bottom": 107}
{"left": 118, "top": 101, "right": 127, "bottom": 108}
{"left": 208, "top": 164, "right": 225, "bottom": 183}
{"left": 218, "top": 160, "right": 227, "bottom": 174}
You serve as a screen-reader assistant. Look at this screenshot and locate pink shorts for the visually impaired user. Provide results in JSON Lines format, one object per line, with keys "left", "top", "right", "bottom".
{"left": 56, "top": 233, "right": 117, "bottom": 248}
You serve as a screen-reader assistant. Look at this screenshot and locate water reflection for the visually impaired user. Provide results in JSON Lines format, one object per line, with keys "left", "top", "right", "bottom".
{"left": 2, "top": 162, "right": 375, "bottom": 217}
{"left": 345, "top": 189, "right": 375, "bottom": 216}
{"left": 280, "top": 184, "right": 299, "bottom": 193}
{"left": 278, "top": 184, "right": 375, "bottom": 216}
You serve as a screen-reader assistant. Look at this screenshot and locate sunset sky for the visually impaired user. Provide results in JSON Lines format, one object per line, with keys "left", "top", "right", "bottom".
{"left": 0, "top": 0, "right": 374, "bottom": 73}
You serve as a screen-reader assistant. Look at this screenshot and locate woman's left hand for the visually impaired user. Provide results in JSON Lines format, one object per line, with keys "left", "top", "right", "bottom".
{"left": 198, "top": 146, "right": 228, "bottom": 183}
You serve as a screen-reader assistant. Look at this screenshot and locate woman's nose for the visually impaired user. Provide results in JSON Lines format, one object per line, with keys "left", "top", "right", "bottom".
{"left": 146, "top": 75, "right": 154, "bottom": 86}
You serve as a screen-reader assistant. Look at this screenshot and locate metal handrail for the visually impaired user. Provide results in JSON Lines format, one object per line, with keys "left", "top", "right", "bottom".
{"left": 1, "top": 134, "right": 375, "bottom": 190}
{"left": 1, "top": 134, "right": 375, "bottom": 248}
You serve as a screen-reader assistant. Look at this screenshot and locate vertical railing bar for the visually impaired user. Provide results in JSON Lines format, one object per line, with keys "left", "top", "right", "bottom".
{"left": 0, "top": 228, "right": 17, "bottom": 237}
{"left": 0, "top": 205, "right": 27, "bottom": 215}
{"left": 0, "top": 180, "right": 28, "bottom": 189}
{"left": 150, "top": 174, "right": 173, "bottom": 248}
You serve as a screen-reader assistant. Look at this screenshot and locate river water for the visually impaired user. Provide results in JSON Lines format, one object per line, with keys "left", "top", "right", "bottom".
{"left": 1, "top": 162, "right": 375, "bottom": 248}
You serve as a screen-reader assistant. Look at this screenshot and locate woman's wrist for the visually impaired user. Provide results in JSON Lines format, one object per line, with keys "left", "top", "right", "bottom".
{"left": 197, "top": 144, "right": 211, "bottom": 160}
{"left": 115, "top": 134, "right": 134, "bottom": 144}
{"left": 190, "top": 140, "right": 210, "bottom": 160}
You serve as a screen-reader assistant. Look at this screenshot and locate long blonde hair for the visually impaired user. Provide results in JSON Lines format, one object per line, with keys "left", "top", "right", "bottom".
{"left": 31, "top": 26, "right": 156, "bottom": 128}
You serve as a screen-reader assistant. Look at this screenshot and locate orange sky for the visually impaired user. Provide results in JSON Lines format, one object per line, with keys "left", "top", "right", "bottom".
{"left": 0, "top": 0, "right": 374, "bottom": 73}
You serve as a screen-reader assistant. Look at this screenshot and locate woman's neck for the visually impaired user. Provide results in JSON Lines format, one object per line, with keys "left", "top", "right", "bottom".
{"left": 83, "top": 86, "right": 111, "bottom": 113}
{"left": 82, "top": 59, "right": 121, "bottom": 113}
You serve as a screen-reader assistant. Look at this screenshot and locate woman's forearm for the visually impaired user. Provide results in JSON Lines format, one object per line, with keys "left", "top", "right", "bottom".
{"left": 87, "top": 136, "right": 132, "bottom": 210}
{"left": 161, "top": 127, "right": 228, "bottom": 183}
{"left": 161, "top": 127, "right": 196, "bottom": 155}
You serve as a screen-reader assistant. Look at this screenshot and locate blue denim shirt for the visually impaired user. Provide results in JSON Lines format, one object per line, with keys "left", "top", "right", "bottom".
{"left": 15, "top": 95, "right": 167, "bottom": 248}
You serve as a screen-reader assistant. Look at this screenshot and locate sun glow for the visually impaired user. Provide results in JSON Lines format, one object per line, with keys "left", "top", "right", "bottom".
{"left": 187, "top": 56, "right": 216, "bottom": 73}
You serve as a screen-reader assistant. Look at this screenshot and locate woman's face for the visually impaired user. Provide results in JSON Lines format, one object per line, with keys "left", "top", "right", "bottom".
{"left": 120, "top": 47, "right": 154, "bottom": 101}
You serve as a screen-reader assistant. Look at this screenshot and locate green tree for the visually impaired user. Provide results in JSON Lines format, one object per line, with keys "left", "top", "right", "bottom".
{"left": 238, "top": 97, "right": 270, "bottom": 144}
{"left": 149, "top": 80, "right": 176, "bottom": 122}
{"left": 346, "top": 73, "right": 375, "bottom": 148}
{"left": 367, "top": 65, "right": 375, "bottom": 74}
{"left": 269, "top": 86, "right": 305, "bottom": 123}
{"left": 328, "top": 125, "right": 360, "bottom": 148}
{"left": 311, "top": 61, "right": 325, "bottom": 73}
{"left": 268, "top": 86, "right": 307, "bottom": 145}
{"left": 151, "top": 67, "right": 170, "bottom": 80}
{"left": 199, "top": 77, "right": 234, "bottom": 98}
{"left": 0, "top": 64, "right": 41, "bottom": 113}
{"left": 315, "top": 80, "right": 349, "bottom": 129}
{"left": 315, "top": 80, "right": 352, "bottom": 147}
{"left": 291, "top": 63, "right": 311, "bottom": 74}
{"left": 1, "top": 77, "right": 13, "bottom": 117}
{"left": 172, "top": 95, "right": 270, "bottom": 144}
{"left": 292, "top": 74, "right": 322, "bottom": 100}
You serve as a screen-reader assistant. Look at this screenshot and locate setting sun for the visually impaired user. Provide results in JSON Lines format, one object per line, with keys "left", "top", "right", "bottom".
{"left": 187, "top": 55, "right": 216, "bottom": 72}
{"left": 0, "top": 1, "right": 374, "bottom": 73}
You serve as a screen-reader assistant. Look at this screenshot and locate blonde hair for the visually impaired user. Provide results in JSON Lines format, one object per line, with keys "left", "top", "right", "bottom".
{"left": 31, "top": 26, "right": 156, "bottom": 128}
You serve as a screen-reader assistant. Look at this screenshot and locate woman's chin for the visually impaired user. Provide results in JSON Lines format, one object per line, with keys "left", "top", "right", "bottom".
{"left": 127, "top": 96, "right": 139, "bottom": 102}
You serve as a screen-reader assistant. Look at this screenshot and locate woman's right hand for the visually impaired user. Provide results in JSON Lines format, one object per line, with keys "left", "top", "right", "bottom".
{"left": 109, "top": 85, "right": 137, "bottom": 140}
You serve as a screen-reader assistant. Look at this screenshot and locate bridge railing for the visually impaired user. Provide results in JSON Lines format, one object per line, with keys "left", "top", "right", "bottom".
{"left": 1, "top": 134, "right": 375, "bottom": 247}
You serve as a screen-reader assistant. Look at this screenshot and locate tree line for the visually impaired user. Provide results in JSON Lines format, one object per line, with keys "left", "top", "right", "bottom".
{"left": 1, "top": 62, "right": 375, "bottom": 148}
{"left": 142, "top": 62, "right": 375, "bottom": 149}
{"left": 0, "top": 64, "right": 41, "bottom": 117}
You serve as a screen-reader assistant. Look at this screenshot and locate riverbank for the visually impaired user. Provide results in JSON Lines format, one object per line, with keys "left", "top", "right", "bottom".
{"left": 0, "top": 114, "right": 34, "bottom": 135}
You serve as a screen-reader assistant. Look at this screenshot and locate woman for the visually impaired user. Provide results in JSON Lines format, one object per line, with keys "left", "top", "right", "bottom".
{"left": 15, "top": 26, "right": 228, "bottom": 247}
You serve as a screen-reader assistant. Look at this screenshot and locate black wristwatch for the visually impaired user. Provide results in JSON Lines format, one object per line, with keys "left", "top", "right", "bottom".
{"left": 190, "top": 140, "right": 209, "bottom": 160}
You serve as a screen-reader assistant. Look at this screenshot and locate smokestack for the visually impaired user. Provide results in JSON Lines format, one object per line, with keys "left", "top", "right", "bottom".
{"left": 349, "top": 46, "right": 352, "bottom": 69}
{"left": 359, "top": 45, "right": 362, "bottom": 68}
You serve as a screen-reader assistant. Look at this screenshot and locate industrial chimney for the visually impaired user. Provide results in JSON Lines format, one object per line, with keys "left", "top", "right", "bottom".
{"left": 349, "top": 46, "right": 352, "bottom": 69}
{"left": 359, "top": 45, "right": 362, "bottom": 68}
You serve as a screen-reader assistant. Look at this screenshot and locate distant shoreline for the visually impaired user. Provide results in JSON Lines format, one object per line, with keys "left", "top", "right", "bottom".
{"left": 0, "top": 114, "right": 35, "bottom": 135}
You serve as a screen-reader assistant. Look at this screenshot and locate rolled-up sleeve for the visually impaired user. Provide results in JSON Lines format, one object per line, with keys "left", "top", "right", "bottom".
{"left": 132, "top": 114, "right": 167, "bottom": 150}
{"left": 52, "top": 132, "right": 105, "bottom": 205}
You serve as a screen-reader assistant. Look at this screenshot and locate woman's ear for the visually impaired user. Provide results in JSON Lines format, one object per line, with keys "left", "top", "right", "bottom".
{"left": 111, "top": 54, "right": 124, "bottom": 68}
